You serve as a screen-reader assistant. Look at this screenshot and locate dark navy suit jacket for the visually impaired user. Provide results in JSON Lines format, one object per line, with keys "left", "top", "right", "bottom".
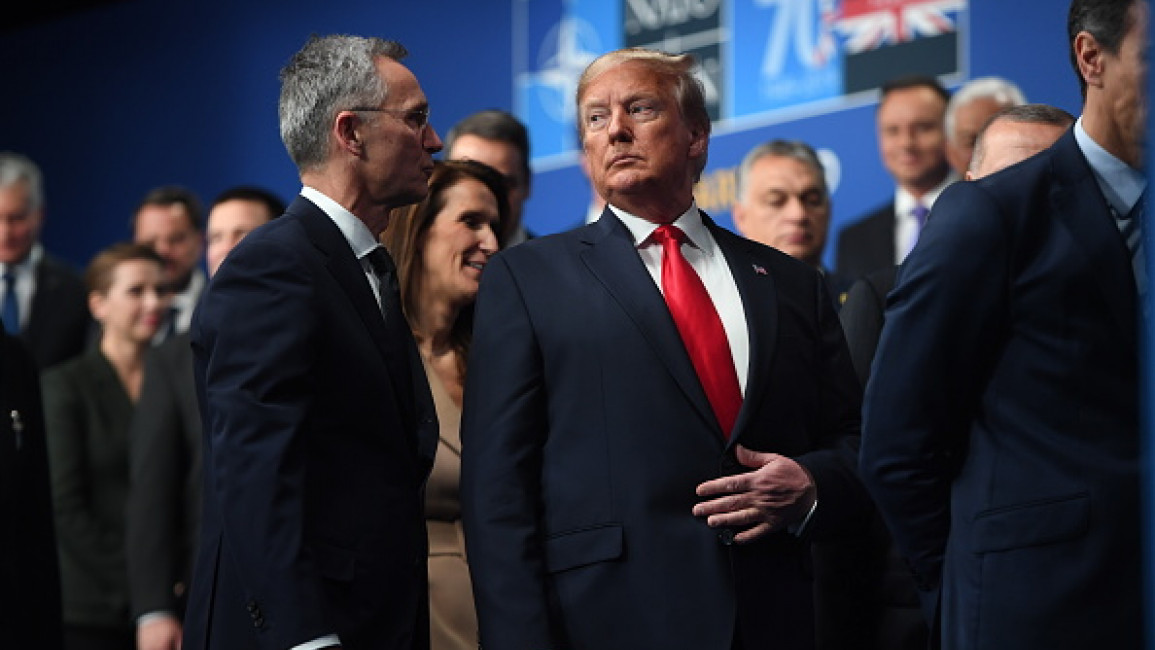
{"left": 860, "top": 130, "right": 1142, "bottom": 649}
{"left": 126, "top": 333, "right": 201, "bottom": 621}
{"left": 24, "top": 252, "right": 91, "bottom": 371}
{"left": 835, "top": 203, "right": 895, "bottom": 281}
{"left": 461, "top": 210, "right": 868, "bottom": 650}
{"left": 182, "top": 197, "right": 438, "bottom": 650}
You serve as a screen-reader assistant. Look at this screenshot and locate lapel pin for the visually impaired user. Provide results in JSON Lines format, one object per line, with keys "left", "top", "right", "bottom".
{"left": 752, "top": 264, "right": 767, "bottom": 276}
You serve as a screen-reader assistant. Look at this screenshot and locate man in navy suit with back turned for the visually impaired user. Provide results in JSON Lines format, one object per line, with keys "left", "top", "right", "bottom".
{"left": 860, "top": 0, "right": 1147, "bottom": 647}
{"left": 461, "top": 47, "right": 869, "bottom": 650}
{"left": 183, "top": 35, "right": 442, "bottom": 650}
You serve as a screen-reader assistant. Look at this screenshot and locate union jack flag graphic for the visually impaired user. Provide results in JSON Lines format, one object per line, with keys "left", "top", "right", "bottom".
{"left": 837, "top": 0, "right": 966, "bottom": 54}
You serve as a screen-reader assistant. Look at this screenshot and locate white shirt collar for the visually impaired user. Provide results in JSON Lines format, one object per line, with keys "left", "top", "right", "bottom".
{"left": 300, "top": 186, "right": 382, "bottom": 259}
{"left": 609, "top": 201, "right": 716, "bottom": 257}
{"left": 1074, "top": 116, "right": 1146, "bottom": 216}
{"left": 895, "top": 171, "right": 959, "bottom": 218}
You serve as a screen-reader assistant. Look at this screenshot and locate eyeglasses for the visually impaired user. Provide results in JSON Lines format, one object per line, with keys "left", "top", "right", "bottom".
{"left": 349, "top": 106, "right": 431, "bottom": 131}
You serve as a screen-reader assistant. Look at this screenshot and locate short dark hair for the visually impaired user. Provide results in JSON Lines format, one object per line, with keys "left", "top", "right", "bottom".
{"left": 969, "top": 104, "right": 1075, "bottom": 175}
{"left": 212, "top": 186, "right": 286, "bottom": 220}
{"left": 133, "top": 186, "right": 204, "bottom": 232}
{"left": 879, "top": 75, "right": 951, "bottom": 107}
{"left": 988, "top": 103, "right": 1076, "bottom": 129}
{"left": 1068, "top": 0, "right": 1138, "bottom": 97}
{"left": 445, "top": 110, "right": 532, "bottom": 183}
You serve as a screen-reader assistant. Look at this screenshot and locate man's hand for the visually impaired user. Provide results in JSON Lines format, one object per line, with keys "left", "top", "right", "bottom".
{"left": 692, "top": 445, "right": 817, "bottom": 543}
{"left": 137, "top": 616, "right": 182, "bottom": 650}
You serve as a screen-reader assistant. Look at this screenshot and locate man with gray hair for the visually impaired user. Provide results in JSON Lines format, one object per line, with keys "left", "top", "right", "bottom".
{"left": 0, "top": 152, "right": 90, "bottom": 370}
{"left": 731, "top": 139, "right": 851, "bottom": 304}
{"left": 183, "top": 35, "right": 442, "bottom": 650}
{"left": 944, "top": 76, "right": 1027, "bottom": 176}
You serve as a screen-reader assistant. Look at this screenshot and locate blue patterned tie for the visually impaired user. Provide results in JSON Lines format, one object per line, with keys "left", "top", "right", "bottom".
{"left": 1, "top": 271, "right": 18, "bottom": 335}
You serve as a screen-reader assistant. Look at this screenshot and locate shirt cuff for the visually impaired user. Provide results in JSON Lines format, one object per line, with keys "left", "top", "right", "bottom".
{"left": 292, "top": 635, "right": 342, "bottom": 650}
{"left": 787, "top": 498, "right": 819, "bottom": 537}
{"left": 136, "top": 611, "right": 178, "bottom": 627}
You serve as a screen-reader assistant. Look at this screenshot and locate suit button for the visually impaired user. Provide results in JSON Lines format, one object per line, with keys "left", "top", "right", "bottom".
{"left": 254, "top": 616, "right": 265, "bottom": 628}
{"left": 246, "top": 601, "right": 257, "bottom": 613}
{"left": 718, "top": 528, "right": 736, "bottom": 546}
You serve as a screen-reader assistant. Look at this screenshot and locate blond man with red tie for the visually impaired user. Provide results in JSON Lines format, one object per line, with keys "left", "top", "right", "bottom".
{"left": 461, "top": 47, "right": 868, "bottom": 650}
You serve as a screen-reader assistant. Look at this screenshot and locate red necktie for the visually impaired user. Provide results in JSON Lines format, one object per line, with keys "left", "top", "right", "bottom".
{"left": 652, "top": 225, "right": 742, "bottom": 438}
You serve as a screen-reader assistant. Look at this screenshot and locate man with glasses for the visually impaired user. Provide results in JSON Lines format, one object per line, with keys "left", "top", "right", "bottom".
{"left": 182, "top": 35, "right": 442, "bottom": 650}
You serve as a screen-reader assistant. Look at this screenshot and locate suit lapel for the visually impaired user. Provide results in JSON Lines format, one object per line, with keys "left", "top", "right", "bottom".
{"left": 290, "top": 198, "right": 396, "bottom": 366}
{"left": 579, "top": 211, "right": 721, "bottom": 438}
{"left": 709, "top": 220, "right": 777, "bottom": 448}
{"left": 1049, "top": 131, "right": 1138, "bottom": 345}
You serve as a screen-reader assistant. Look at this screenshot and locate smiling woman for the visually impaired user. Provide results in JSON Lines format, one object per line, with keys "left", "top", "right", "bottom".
{"left": 380, "top": 159, "right": 509, "bottom": 650}
{"left": 40, "top": 243, "right": 170, "bottom": 650}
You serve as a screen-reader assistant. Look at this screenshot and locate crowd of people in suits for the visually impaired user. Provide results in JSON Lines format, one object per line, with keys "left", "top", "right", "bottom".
{"left": 0, "top": 0, "right": 1146, "bottom": 648}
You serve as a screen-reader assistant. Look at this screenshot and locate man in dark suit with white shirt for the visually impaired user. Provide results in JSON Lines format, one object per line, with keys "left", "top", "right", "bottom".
{"left": 182, "top": 35, "right": 442, "bottom": 650}
{"left": 0, "top": 152, "right": 90, "bottom": 370}
{"left": 860, "top": 1, "right": 1148, "bottom": 647}
{"left": 835, "top": 76, "right": 956, "bottom": 280}
{"left": 461, "top": 47, "right": 868, "bottom": 650}
{"left": 131, "top": 186, "right": 205, "bottom": 343}
{"left": 128, "top": 186, "right": 284, "bottom": 650}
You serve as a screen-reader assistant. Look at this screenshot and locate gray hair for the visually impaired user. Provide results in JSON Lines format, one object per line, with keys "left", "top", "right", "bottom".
{"left": 736, "top": 139, "right": 827, "bottom": 204}
{"left": 0, "top": 152, "right": 44, "bottom": 212}
{"left": 945, "top": 77, "right": 1027, "bottom": 142}
{"left": 278, "top": 35, "right": 408, "bottom": 172}
{"left": 969, "top": 103, "right": 1075, "bottom": 175}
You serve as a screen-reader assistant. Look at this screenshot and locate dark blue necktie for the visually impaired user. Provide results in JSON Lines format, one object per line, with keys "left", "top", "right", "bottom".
{"left": 1119, "top": 193, "right": 1146, "bottom": 304}
{"left": 1, "top": 271, "right": 19, "bottom": 335}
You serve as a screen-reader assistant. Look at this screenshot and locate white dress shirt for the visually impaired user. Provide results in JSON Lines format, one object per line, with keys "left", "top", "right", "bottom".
{"left": 894, "top": 171, "right": 959, "bottom": 264}
{"left": 610, "top": 202, "right": 750, "bottom": 395}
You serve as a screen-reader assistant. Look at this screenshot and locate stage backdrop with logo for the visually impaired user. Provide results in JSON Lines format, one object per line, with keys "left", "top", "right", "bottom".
{"left": 0, "top": 0, "right": 1079, "bottom": 272}
{"left": 516, "top": 0, "right": 1080, "bottom": 270}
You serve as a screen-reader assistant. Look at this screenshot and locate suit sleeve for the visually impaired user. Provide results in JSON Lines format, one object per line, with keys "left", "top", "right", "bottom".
{"left": 42, "top": 365, "right": 124, "bottom": 580}
{"left": 194, "top": 237, "right": 332, "bottom": 647}
{"left": 859, "top": 181, "right": 1009, "bottom": 620}
{"left": 460, "top": 254, "right": 555, "bottom": 650}
{"left": 838, "top": 274, "right": 889, "bottom": 389}
{"left": 126, "top": 347, "right": 185, "bottom": 618}
{"left": 789, "top": 273, "right": 872, "bottom": 539}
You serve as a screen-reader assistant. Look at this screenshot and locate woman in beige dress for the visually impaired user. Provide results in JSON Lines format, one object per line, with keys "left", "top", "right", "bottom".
{"left": 382, "top": 159, "right": 507, "bottom": 650}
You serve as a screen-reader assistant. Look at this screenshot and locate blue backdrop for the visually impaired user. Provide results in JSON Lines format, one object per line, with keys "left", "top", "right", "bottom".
{"left": 0, "top": 0, "right": 1080, "bottom": 273}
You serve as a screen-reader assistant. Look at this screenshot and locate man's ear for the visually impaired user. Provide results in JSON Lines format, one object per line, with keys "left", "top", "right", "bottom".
{"left": 334, "top": 111, "right": 363, "bottom": 157}
{"left": 1074, "top": 30, "right": 1105, "bottom": 91}
{"left": 688, "top": 126, "right": 708, "bottom": 160}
